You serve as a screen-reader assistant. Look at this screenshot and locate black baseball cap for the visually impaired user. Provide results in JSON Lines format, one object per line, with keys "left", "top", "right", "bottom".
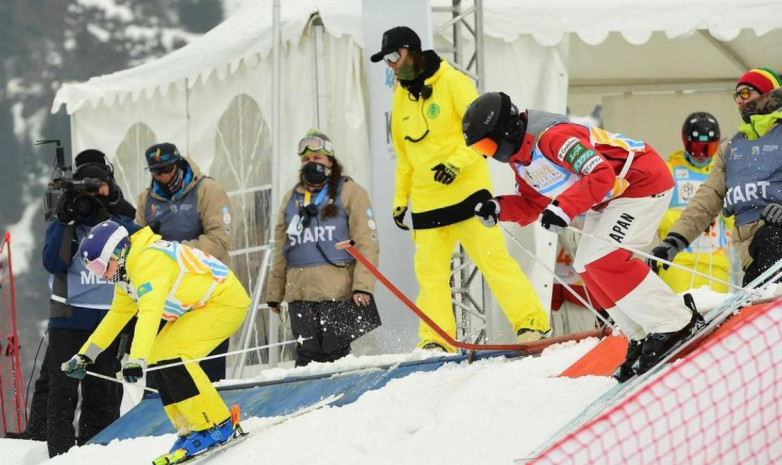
{"left": 370, "top": 26, "right": 422, "bottom": 63}
{"left": 145, "top": 142, "right": 182, "bottom": 170}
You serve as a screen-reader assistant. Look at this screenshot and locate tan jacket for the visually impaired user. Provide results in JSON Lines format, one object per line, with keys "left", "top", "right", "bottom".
{"left": 669, "top": 139, "right": 761, "bottom": 268}
{"left": 265, "top": 178, "right": 379, "bottom": 303}
{"left": 136, "top": 157, "right": 233, "bottom": 266}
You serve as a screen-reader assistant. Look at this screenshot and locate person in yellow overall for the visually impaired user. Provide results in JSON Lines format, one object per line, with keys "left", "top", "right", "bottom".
{"left": 655, "top": 112, "right": 733, "bottom": 293}
{"left": 371, "top": 26, "right": 550, "bottom": 351}
{"left": 61, "top": 220, "right": 249, "bottom": 463}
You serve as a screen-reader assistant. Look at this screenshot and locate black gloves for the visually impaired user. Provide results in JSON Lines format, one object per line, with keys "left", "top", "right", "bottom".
{"left": 393, "top": 206, "right": 410, "bottom": 231}
{"left": 646, "top": 232, "right": 689, "bottom": 273}
{"left": 474, "top": 199, "right": 500, "bottom": 227}
{"left": 121, "top": 359, "right": 145, "bottom": 383}
{"left": 761, "top": 203, "right": 782, "bottom": 227}
{"left": 540, "top": 201, "right": 571, "bottom": 235}
{"left": 431, "top": 162, "right": 460, "bottom": 185}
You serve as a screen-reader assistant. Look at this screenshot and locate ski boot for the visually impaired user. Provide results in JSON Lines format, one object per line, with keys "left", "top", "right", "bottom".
{"left": 636, "top": 295, "right": 705, "bottom": 375}
{"left": 153, "top": 405, "right": 243, "bottom": 465}
{"left": 613, "top": 338, "right": 644, "bottom": 383}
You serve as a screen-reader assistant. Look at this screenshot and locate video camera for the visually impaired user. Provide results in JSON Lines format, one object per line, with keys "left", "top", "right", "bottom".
{"left": 38, "top": 139, "right": 105, "bottom": 222}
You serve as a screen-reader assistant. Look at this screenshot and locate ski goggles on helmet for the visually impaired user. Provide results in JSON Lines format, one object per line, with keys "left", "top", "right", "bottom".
{"left": 470, "top": 137, "right": 499, "bottom": 159}
{"left": 83, "top": 256, "right": 110, "bottom": 276}
{"left": 383, "top": 51, "right": 401, "bottom": 65}
{"left": 684, "top": 140, "right": 719, "bottom": 163}
{"left": 298, "top": 136, "right": 334, "bottom": 157}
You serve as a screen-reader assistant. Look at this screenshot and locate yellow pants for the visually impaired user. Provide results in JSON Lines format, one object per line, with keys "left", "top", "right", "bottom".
{"left": 413, "top": 218, "right": 549, "bottom": 350}
{"left": 148, "top": 299, "right": 247, "bottom": 434}
{"left": 658, "top": 252, "right": 730, "bottom": 294}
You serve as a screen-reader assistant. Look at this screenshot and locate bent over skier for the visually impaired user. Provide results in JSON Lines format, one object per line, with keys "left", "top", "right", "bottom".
{"left": 61, "top": 220, "right": 250, "bottom": 462}
{"left": 462, "top": 92, "right": 702, "bottom": 381}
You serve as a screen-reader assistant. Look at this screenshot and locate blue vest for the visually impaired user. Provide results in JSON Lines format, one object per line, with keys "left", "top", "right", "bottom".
{"left": 144, "top": 178, "right": 203, "bottom": 241}
{"left": 49, "top": 223, "right": 115, "bottom": 309}
{"left": 723, "top": 125, "right": 782, "bottom": 226}
{"left": 283, "top": 179, "right": 353, "bottom": 268}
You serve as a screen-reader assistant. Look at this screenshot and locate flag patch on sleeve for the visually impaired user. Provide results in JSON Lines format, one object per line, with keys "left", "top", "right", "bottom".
{"left": 137, "top": 282, "right": 153, "bottom": 297}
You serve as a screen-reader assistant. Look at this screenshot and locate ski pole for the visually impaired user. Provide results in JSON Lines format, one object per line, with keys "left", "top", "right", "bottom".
{"left": 335, "top": 240, "right": 609, "bottom": 352}
{"left": 146, "top": 336, "right": 309, "bottom": 372}
{"left": 565, "top": 226, "right": 747, "bottom": 292}
{"left": 85, "top": 370, "right": 159, "bottom": 394}
{"left": 499, "top": 225, "right": 615, "bottom": 329}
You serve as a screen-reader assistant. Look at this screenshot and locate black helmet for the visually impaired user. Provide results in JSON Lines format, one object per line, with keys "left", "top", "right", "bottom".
{"left": 682, "top": 112, "right": 720, "bottom": 165}
{"left": 462, "top": 92, "right": 526, "bottom": 163}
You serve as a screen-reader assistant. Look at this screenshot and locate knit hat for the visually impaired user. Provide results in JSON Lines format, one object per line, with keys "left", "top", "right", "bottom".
{"left": 74, "top": 163, "right": 111, "bottom": 183}
{"left": 736, "top": 68, "right": 781, "bottom": 95}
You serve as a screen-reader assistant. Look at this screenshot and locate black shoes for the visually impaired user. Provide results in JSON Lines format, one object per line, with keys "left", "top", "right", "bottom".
{"left": 613, "top": 338, "right": 644, "bottom": 382}
{"left": 636, "top": 298, "right": 705, "bottom": 375}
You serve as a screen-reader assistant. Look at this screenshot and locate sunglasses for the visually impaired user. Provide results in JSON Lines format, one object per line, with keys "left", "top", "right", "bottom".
{"left": 384, "top": 51, "right": 401, "bottom": 65}
{"left": 150, "top": 164, "right": 177, "bottom": 176}
{"left": 298, "top": 136, "right": 334, "bottom": 156}
{"left": 733, "top": 87, "right": 756, "bottom": 101}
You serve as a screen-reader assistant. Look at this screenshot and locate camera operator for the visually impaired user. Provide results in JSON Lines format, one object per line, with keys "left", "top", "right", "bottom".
{"left": 15, "top": 149, "right": 138, "bottom": 457}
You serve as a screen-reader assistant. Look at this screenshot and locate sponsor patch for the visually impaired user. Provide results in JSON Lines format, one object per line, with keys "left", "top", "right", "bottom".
{"left": 137, "top": 282, "right": 153, "bottom": 297}
{"left": 557, "top": 137, "right": 580, "bottom": 161}
{"left": 368, "top": 219, "right": 377, "bottom": 231}
{"left": 579, "top": 155, "right": 602, "bottom": 174}
{"left": 427, "top": 103, "right": 440, "bottom": 119}
{"left": 222, "top": 206, "right": 232, "bottom": 225}
{"left": 571, "top": 149, "right": 597, "bottom": 173}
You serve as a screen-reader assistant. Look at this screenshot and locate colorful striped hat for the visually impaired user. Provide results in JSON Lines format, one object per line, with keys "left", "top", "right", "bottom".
{"left": 736, "top": 68, "right": 781, "bottom": 95}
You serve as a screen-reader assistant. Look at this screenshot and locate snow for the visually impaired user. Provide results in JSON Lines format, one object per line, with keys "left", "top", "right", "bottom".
{"left": 76, "top": 0, "right": 134, "bottom": 22}
{"left": 2, "top": 339, "right": 616, "bottom": 465}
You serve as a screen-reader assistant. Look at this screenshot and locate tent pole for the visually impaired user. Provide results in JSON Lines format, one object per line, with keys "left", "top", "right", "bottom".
{"left": 267, "top": 0, "right": 282, "bottom": 368}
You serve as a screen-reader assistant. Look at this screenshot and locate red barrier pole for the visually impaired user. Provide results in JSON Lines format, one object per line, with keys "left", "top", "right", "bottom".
{"left": 336, "top": 240, "right": 608, "bottom": 352}
{"left": 1, "top": 232, "right": 26, "bottom": 433}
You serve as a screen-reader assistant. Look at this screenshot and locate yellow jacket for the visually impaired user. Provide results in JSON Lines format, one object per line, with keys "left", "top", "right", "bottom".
{"left": 391, "top": 59, "right": 490, "bottom": 216}
{"left": 79, "top": 227, "right": 249, "bottom": 362}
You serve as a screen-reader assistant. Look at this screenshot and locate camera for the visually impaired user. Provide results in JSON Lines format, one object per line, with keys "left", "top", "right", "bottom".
{"left": 38, "top": 139, "right": 105, "bottom": 222}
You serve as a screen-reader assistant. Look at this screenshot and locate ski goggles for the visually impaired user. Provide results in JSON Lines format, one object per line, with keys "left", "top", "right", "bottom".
{"left": 83, "top": 256, "right": 110, "bottom": 276}
{"left": 298, "top": 136, "right": 334, "bottom": 157}
{"left": 732, "top": 86, "right": 757, "bottom": 102}
{"left": 469, "top": 136, "right": 499, "bottom": 158}
{"left": 383, "top": 51, "right": 401, "bottom": 65}
{"left": 685, "top": 140, "right": 720, "bottom": 162}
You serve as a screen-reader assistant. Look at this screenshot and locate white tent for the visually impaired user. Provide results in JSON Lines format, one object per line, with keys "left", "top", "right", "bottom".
{"left": 52, "top": 0, "right": 782, "bottom": 355}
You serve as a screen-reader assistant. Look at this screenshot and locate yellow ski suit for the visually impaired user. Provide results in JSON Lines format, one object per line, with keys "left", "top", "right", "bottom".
{"left": 79, "top": 227, "right": 249, "bottom": 434}
{"left": 657, "top": 151, "right": 733, "bottom": 293}
{"left": 391, "top": 57, "right": 549, "bottom": 350}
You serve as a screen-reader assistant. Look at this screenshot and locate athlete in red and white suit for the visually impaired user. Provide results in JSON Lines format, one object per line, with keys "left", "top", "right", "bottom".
{"left": 462, "top": 96, "right": 695, "bottom": 350}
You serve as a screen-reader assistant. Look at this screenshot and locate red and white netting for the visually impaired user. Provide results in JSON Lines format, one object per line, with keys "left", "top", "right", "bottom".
{"left": 533, "top": 299, "right": 782, "bottom": 465}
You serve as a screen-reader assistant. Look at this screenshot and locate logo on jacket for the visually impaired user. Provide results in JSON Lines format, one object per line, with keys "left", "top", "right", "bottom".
{"left": 751, "top": 145, "right": 760, "bottom": 156}
{"left": 427, "top": 103, "right": 440, "bottom": 119}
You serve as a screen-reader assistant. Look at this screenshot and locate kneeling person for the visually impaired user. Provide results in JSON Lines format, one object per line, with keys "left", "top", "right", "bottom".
{"left": 62, "top": 221, "right": 250, "bottom": 461}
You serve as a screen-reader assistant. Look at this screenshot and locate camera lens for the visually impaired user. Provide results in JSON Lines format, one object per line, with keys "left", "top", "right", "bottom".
{"left": 72, "top": 194, "right": 98, "bottom": 219}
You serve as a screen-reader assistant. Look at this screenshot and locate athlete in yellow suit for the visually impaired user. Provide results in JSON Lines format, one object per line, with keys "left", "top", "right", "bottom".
{"left": 62, "top": 221, "right": 249, "bottom": 460}
{"left": 371, "top": 27, "right": 549, "bottom": 351}
{"left": 657, "top": 112, "right": 733, "bottom": 293}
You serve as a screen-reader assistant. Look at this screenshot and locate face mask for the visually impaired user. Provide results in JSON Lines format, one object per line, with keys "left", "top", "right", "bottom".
{"left": 301, "top": 161, "right": 330, "bottom": 185}
{"left": 156, "top": 165, "right": 184, "bottom": 196}
{"left": 396, "top": 57, "right": 418, "bottom": 81}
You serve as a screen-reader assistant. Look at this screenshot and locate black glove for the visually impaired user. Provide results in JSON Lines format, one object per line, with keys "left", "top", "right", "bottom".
{"left": 646, "top": 232, "right": 689, "bottom": 273}
{"left": 352, "top": 291, "right": 372, "bottom": 307}
{"left": 393, "top": 206, "right": 410, "bottom": 231}
{"left": 474, "top": 199, "right": 500, "bottom": 227}
{"left": 61, "top": 354, "right": 93, "bottom": 379}
{"left": 121, "top": 359, "right": 145, "bottom": 383}
{"left": 431, "top": 162, "right": 460, "bottom": 185}
{"left": 55, "top": 192, "right": 77, "bottom": 223}
{"left": 540, "top": 201, "right": 570, "bottom": 235}
{"left": 761, "top": 203, "right": 782, "bottom": 227}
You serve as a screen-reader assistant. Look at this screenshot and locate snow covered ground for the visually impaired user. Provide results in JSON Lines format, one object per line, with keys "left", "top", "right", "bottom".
{"left": 4, "top": 286, "right": 776, "bottom": 465}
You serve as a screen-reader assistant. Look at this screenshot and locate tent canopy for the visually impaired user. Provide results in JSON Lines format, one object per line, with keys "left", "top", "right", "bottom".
{"left": 53, "top": 0, "right": 782, "bottom": 114}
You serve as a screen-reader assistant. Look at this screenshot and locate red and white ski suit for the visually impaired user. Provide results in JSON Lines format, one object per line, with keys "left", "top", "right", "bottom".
{"left": 496, "top": 120, "right": 692, "bottom": 340}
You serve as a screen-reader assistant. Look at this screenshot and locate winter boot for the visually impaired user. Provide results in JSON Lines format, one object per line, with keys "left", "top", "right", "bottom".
{"left": 420, "top": 342, "right": 448, "bottom": 352}
{"left": 179, "top": 418, "right": 234, "bottom": 457}
{"left": 613, "top": 338, "right": 644, "bottom": 382}
{"left": 637, "top": 295, "right": 704, "bottom": 375}
{"left": 517, "top": 328, "right": 546, "bottom": 343}
{"left": 168, "top": 434, "right": 188, "bottom": 453}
